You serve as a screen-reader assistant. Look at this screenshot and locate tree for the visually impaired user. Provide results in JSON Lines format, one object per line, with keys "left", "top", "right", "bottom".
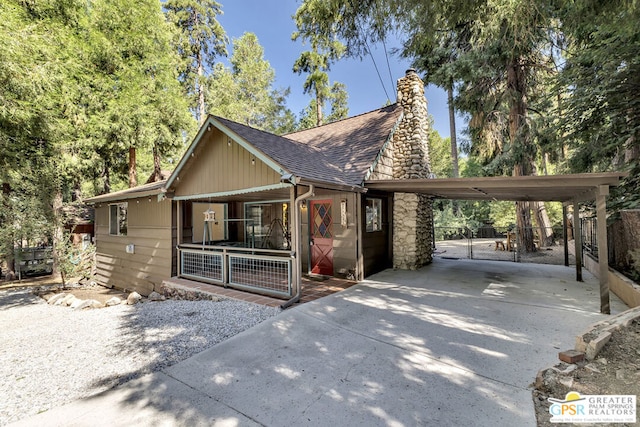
{"left": 208, "top": 33, "right": 295, "bottom": 133}
{"left": 297, "top": 81, "right": 349, "bottom": 130}
{"left": 0, "top": 0, "right": 194, "bottom": 277}
{"left": 291, "top": 0, "right": 351, "bottom": 128}
{"left": 82, "top": 0, "right": 194, "bottom": 190}
{"left": 557, "top": 0, "right": 640, "bottom": 210}
{"left": 165, "top": 0, "right": 228, "bottom": 125}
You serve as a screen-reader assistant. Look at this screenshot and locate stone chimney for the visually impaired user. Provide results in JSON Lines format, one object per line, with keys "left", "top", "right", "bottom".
{"left": 392, "top": 69, "right": 434, "bottom": 270}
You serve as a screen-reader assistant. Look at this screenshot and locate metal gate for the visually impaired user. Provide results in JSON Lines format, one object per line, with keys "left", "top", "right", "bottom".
{"left": 434, "top": 226, "right": 571, "bottom": 265}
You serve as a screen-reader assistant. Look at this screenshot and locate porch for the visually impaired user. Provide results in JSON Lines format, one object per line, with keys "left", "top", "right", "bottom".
{"left": 162, "top": 275, "right": 357, "bottom": 308}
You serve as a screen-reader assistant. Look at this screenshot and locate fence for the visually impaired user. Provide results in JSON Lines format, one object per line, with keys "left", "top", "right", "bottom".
{"left": 581, "top": 217, "right": 599, "bottom": 258}
{"left": 178, "top": 244, "right": 293, "bottom": 298}
{"left": 434, "top": 226, "right": 571, "bottom": 265}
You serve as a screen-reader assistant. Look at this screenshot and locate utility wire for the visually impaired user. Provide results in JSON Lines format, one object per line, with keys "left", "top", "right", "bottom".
{"left": 363, "top": 36, "right": 391, "bottom": 102}
{"left": 381, "top": 36, "right": 396, "bottom": 101}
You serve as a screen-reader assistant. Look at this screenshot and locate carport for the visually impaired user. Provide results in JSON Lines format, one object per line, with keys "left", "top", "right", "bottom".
{"left": 365, "top": 172, "right": 627, "bottom": 314}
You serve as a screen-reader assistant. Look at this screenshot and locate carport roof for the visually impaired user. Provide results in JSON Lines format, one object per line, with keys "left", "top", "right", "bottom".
{"left": 365, "top": 172, "right": 626, "bottom": 202}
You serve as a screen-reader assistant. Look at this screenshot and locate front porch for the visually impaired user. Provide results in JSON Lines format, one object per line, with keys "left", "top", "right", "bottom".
{"left": 162, "top": 275, "right": 357, "bottom": 308}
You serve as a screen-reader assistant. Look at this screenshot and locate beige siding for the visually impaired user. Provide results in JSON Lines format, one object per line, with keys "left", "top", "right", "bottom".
{"left": 93, "top": 198, "right": 173, "bottom": 296}
{"left": 174, "top": 129, "right": 282, "bottom": 197}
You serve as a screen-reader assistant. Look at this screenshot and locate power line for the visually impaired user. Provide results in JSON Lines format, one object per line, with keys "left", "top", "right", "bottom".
{"left": 363, "top": 36, "right": 391, "bottom": 102}
{"left": 381, "top": 36, "right": 396, "bottom": 101}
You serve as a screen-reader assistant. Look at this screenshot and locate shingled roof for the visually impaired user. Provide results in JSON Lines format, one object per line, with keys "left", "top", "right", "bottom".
{"left": 285, "top": 104, "right": 402, "bottom": 186}
{"left": 215, "top": 103, "right": 402, "bottom": 188}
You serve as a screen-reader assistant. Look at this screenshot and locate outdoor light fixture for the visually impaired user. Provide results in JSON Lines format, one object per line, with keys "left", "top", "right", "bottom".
{"left": 280, "top": 173, "right": 294, "bottom": 184}
{"left": 251, "top": 158, "right": 255, "bottom": 165}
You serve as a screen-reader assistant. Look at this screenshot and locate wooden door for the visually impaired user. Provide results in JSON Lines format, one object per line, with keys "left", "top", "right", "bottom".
{"left": 310, "top": 200, "right": 333, "bottom": 276}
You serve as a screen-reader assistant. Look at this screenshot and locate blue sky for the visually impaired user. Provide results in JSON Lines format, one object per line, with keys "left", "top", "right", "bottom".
{"left": 217, "top": 0, "right": 463, "bottom": 139}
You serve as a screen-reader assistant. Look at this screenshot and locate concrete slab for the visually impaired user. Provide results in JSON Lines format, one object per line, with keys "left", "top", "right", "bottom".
{"left": 10, "top": 371, "right": 261, "bottom": 427}
{"left": 12, "top": 258, "right": 629, "bottom": 426}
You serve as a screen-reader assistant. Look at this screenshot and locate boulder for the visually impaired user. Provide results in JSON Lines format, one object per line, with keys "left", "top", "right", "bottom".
{"left": 127, "top": 292, "right": 143, "bottom": 305}
{"left": 148, "top": 291, "right": 165, "bottom": 302}
{"left": 62, "top": 294, "right": 77, "bottom": 306}
{"left": 73, "top": 299, "right": 104, "bottom": 310}
{"left": 47, "top": 293, "right": 68, "bottom": 305}
{"left": 69, "top": 298, "right": 84, "bottom": 309}
{"left": 105, "top": 296, "right": 122, "bottom": 307}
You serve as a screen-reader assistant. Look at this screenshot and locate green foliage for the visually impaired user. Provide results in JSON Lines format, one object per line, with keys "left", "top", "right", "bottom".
{"left": 428, "top": 128, "right": 453, "bottom": 178}
{"left": 292, "top": 0, "right": 348, "bottom": 127}
{"left": 55, "top": 231, "right": 96, "bottom": 285}
{"left": 165, "top": 0, "right": 228, "bottom": 123}
{"left": 557, "top": 0, "right": 640, "bottom": 209}
{"left": 208, "top": 33, "right": 295, "bottom": 134}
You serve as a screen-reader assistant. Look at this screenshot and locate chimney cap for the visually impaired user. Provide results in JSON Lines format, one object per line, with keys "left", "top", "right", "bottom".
{"left": 406, "top": 68, "right": 417, "bottom": 75}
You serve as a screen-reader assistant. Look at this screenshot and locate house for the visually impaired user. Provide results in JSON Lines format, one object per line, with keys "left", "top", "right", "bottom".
{"left": 86, "top": 70, "right": 435, "bottom": 301}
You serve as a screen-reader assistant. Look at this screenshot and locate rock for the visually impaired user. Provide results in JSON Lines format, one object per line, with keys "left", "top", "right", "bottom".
{"left": 69, "top": 298, "right": 85, "bottom": 309}
{"left": 47, "top": 293, "right": 68, "bottom": 305}
{"left": 73, "top": 299, "right": 104, "bottom": 310}
{"left": 62, "top": 294, "right": 77, "bottom": 306}
{"left": 148, "top": 291, "right": 165, "bottom": 302}
{"left": 551, "top": 364, "right": 577, "bottom": 375}
{"left": 127, "top": 292, "right": 143, "bottom": 305}
{"left": 559, "top": 376, "right": 574, "bottom": 388}
{"left": 584, "top": 363, "right": 601, "bottom": 373}
{"left": 105, "top": 296, "right": 122, "bottom": 307}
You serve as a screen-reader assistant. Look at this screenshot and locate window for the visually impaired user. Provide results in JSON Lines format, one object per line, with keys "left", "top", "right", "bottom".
{"left": 109, "top": 203, "right": 127, "bottom": 236}
{"left": 244, "top": 200, "right": 289, "bottom": 249}
{"left": 366, "top": 198, "right": 382, "bottom": 232}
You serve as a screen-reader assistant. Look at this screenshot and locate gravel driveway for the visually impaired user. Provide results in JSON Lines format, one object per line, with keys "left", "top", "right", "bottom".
{"left": 0, "top": 288, "right": 280, "bottom": 426}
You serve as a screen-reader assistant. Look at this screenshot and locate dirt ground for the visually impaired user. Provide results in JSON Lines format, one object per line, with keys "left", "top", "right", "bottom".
{"left": 532, "top": 319, "right": 640, "bottom": 426}
{"left": 1, "top": 274, "right": 129, "bottom": 305}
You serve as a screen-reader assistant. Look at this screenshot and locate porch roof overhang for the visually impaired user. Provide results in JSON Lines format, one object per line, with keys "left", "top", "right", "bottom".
{"left": 85, "top": 180, "right": 166, "bottom": 204}
{"left": 364, "top": 172, "right": 626, "bottom": 202}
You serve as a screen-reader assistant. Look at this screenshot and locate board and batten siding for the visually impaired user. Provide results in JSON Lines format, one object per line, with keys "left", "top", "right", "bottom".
{"left": 94, "top": 197, "right": 173, "bottom": 296}
{"left": 173, "top": 128, "right": 282, "bottom": 198}
{"left": 300, "top": 190, "right": 359, "bottom": 279}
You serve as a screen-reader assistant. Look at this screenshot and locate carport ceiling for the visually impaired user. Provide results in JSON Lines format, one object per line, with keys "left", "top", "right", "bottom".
{"left": 365, "top": 172, "right": 626, "bottom": 202}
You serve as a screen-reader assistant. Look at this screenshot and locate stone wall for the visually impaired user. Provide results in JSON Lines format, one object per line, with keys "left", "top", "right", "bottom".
{"left": 393, "top": 193, "right": 433, "bottom": 269}
{"left": 391, "top": 70, "right": 434, "bottom": 270}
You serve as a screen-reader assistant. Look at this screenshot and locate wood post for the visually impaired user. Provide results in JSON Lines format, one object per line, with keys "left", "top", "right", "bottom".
{"left": 596, "top": 185, "right": 610, "bottom": 314}
{"left": 573, "top": 200, "right": 583, "bottom": 282}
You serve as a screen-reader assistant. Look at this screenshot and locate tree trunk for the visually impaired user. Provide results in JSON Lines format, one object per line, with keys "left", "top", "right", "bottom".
{"left": 102, "top": 163, "right": 111, "bottom": 194}
{"left": 447, "top": 83, "right": 459, "bottom": 178}
{"left": 315, "top": 89, "right": 323, "bottom": 127}
{"left": 51, "top": 189, "right": 65, "bottom": 285}
{"left": 128, "top": 146, "right": 137, "bottom": 188}
{"left": 1, "top": 182, "right": 16, "bottom": 280}
{"left": 532, "top": 201, "right": 555, "bottom": 246}
{"left": 508, "top": 56, "right": 536, "bottom": 252}
{"left": 195, "top": 11, "right": 206, "bottom": 126}
{"left": 152, "top": 143, "right": 162, "bottom": 182}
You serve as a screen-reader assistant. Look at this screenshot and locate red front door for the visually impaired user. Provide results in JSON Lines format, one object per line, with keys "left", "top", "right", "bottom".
{"left": 310, "top": 200, "right": 333, "bottom": 276}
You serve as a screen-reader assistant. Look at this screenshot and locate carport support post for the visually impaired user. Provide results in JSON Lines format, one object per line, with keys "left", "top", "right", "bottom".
{"left": 573, "top": 200, "right": 583, "bottom": 282}
{"left": 562, "top": 205, "right": 569, "bottom": 266}
{"left": 596, "top": 185, "right": 610, "bottom": 314}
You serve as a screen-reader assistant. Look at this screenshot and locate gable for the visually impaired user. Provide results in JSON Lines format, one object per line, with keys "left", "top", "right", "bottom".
{"left": 171, "top": 127, "right": 284, "bottom": 199}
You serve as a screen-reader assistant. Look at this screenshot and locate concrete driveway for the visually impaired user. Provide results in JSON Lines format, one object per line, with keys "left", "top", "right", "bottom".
{"left": 13, "top": 258, "right": 627, "bottom": 427}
